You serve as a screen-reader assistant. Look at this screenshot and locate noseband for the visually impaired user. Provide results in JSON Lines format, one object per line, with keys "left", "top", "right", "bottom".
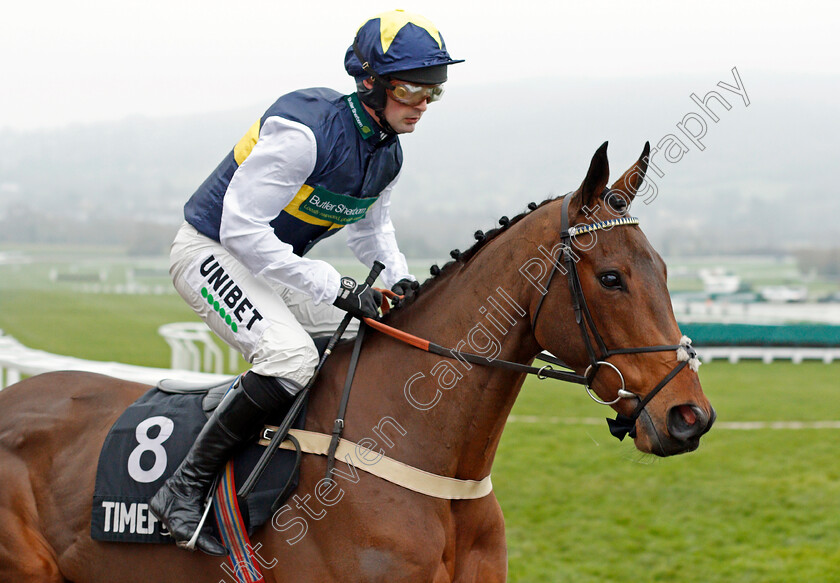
{"left": 532, "top": 193, "right": 700, "bottom": 441}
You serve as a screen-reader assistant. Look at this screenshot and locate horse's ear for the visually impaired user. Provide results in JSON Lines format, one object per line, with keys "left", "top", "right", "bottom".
{"left": 610, "top": 141, "right": 651, "bottom": 203}
{"left": 575, "top": 141, "right": 610, "bottom": 211}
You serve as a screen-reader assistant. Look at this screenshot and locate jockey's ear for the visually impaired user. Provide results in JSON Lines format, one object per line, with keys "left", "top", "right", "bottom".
{"left": 574, "top": 141, "right": 610, "bottom": 214}
{"left": 609, "top": 141, "right": 651, "bottom": 205}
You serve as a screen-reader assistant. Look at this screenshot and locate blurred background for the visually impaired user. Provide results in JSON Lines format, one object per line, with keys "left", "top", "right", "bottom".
{"left": 1, "top": 1, "right": 838, "bottom": 581}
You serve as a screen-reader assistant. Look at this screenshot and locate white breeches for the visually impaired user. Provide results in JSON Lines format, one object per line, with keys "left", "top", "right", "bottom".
{"left": 169, "top": 222, "right": 356, "bottom": 387}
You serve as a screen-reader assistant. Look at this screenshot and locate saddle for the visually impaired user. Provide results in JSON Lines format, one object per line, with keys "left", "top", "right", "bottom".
{"left": 155, "top": 376, "right": 237, "bottom": 414}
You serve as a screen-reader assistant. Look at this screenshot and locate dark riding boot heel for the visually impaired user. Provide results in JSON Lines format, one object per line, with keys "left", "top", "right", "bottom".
{"left": 149, "top": 373, "right": 299, "bottom": 556}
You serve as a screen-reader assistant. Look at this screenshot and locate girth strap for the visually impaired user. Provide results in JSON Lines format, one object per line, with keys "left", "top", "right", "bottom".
{"left": 261, "top": 428, "right": 493, "bottom": 500}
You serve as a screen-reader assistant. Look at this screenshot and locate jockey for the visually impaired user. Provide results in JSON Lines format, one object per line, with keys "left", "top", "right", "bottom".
{"left": 150, "top": 10, "right": 462, "bottom": 555}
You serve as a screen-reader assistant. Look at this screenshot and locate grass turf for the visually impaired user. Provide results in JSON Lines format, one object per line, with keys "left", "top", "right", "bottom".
{"left": 497, "top": 364, "right": 840, "bottom": 582}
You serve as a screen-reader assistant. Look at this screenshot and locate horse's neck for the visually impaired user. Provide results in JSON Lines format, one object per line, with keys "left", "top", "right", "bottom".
{"left": 371, "top": 254, "right": 542, "bottom": 480}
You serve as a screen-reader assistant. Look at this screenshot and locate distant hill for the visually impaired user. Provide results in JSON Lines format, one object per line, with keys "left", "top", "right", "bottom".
{"left": 1, "top": 72, "right": 837, "bottom": 259}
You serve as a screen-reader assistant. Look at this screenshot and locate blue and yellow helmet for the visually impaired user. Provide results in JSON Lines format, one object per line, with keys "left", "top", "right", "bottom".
{"left": 345, "top": 10, "right": 463, "bottom": 87}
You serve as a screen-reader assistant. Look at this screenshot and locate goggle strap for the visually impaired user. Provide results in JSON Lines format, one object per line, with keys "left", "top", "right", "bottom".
{"left": 353, "top": 38, "right": 392, "bottom": 90}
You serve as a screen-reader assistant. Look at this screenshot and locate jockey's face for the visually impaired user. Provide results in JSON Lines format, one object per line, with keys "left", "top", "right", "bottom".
{"left": 361, "top": 79, "right": 428, "bottom": 134}
{"left": 382, "top": 89, "right": 427, "bottom": 134}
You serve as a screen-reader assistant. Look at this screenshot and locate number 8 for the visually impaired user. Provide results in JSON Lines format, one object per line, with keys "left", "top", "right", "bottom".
{"left": 128, "top": 416, "right": 174, "bottom": 483}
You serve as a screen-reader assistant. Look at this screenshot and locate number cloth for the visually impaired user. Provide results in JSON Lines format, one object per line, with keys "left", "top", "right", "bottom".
{"left": 91, "top": 388, "right": 304, "bottom": 543}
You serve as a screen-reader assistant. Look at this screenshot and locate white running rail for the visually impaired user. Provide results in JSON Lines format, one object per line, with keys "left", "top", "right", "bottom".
{"left": 697, "top": 346, "right": 840, "bottom": 364}
{"left": 0, "top": 330, "right": 231, "bottom": 389}
{"left": 157, "top": 322, "right": 239, "bottom": 374}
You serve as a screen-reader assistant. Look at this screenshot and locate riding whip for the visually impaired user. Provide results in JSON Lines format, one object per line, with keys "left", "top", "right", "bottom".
{"left": 238, "top": 260, "right": 385, "bottom": 498}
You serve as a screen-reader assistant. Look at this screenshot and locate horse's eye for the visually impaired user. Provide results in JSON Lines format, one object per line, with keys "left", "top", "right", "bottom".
{"left": 605, "top": 191, "right": 628, "bottom": 214}
{"left": 599, "top": 272, "right": 623, "bottom": 290}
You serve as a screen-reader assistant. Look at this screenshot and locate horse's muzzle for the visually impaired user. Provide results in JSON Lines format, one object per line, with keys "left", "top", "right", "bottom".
{"left": 667, "top": 404, "right": 716, "bottom": 447}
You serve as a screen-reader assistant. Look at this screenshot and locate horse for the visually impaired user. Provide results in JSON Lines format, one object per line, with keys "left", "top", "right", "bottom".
{"left": 0, "top": 142, "right": 714, "bottom": 582}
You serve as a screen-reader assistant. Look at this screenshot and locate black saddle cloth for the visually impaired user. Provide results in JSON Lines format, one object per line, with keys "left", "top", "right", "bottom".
{"left": 91, "top": 383, "right": 305, "bottom": 544}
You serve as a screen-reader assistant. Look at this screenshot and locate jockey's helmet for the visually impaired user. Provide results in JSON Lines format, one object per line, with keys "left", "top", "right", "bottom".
{"left": 344, "top": 10, "right": 463, "bottom": 119}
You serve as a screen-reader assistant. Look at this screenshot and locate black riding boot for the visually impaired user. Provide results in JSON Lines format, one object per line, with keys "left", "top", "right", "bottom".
{"left": 149, "top": 372, "right": 299, "bottom": 555}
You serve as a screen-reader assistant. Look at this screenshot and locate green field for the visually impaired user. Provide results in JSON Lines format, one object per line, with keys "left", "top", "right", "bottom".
{"left": 499, "top": 364, "right": 840, "bottom": 582}
{"left": 1, "top": 249, "right": 839, "bottom": 582}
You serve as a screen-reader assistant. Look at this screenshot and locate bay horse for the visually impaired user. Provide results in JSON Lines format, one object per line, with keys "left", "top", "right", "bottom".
{"left": 0, "top": 142, "right": 714, "bottom": 582}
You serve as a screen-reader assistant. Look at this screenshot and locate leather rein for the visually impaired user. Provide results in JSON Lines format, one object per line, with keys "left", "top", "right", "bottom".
{"left": 366, "top": 192, "right": 700, "bottom": 441}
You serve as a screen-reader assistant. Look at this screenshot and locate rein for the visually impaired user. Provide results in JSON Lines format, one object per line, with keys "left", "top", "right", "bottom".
{"left": 363, "top": 317, "right": 589, "bottom": 385}
{"left": 368, "top": 192, "right": 701, "bottom": 442}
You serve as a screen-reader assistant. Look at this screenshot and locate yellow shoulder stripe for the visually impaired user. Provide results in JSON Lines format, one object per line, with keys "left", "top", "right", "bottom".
{"left": 233, "top": 119, "right": 261, "bottom": 166}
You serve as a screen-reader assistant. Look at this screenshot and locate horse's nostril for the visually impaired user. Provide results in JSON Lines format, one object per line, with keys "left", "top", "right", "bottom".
{"left": 667, "top": 404, "right": 708, "bottom": 441}
{"left": 679, "top": 404, "right": 696, "bottom": 426}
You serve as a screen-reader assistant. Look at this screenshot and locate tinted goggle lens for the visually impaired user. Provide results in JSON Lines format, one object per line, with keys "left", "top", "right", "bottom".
{"left": 387, "top": 82, "right": 445, "bottom": 105}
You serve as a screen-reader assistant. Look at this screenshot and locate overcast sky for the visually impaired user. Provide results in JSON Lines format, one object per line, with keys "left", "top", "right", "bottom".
{"left": 1, "top": 0, "right": 836, "bottom": 131}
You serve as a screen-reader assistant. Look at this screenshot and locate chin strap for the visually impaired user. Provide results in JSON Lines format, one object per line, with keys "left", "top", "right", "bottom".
{"left": 372, "top": 107, "right": 397, "bottom": 136}
{"left": 352, "top": 37, "right": 397, "bottom": 136}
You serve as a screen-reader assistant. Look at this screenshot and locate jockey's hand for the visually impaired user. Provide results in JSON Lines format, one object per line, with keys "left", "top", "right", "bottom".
{"left": 333, "top": 276, "right": 382, "bottom": 320}
{"left": 391, "top": 278, "right": 420, "bottom": 306}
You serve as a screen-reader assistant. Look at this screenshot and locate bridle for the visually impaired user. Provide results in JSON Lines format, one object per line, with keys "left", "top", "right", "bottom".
{"left": 363, "top": 191, "right": 701, "bottom": 442}
{"left": 531, "top": 192, "right": 700, "bottom": 440}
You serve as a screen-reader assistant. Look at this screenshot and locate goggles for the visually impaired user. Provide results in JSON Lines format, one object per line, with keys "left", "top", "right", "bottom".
{"left": 386, "top": 81, "right": 445, "bottom": 106}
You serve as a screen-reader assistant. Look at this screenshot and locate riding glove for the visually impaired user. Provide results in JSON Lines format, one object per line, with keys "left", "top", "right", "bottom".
{"left": 333, "top": 276, "right": 382, "bottom": 319}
